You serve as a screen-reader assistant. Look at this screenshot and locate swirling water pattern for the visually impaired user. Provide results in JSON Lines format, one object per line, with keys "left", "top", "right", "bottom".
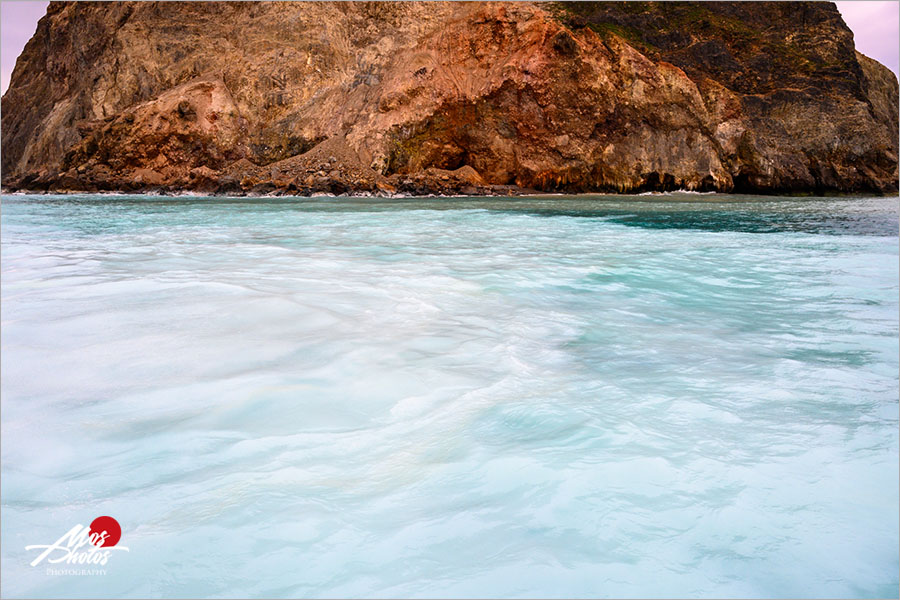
{"left": 1, "top": 194, "right": 897, "bottom": 598}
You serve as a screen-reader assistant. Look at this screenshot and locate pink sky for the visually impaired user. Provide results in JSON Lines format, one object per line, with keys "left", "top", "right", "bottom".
{"left": 835, "top": 1, "right": 900, "bottom": 74}
{"left": 1, "top": 0, "right": 899, "bottom": 95}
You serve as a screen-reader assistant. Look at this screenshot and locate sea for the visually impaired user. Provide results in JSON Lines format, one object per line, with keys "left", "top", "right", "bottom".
{"left": 1, "top": 193, "right": 898, "bottom": 598}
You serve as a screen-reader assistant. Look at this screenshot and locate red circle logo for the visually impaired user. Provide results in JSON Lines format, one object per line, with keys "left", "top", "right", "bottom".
{"left": 89, "top": 516, "right": 122, "bottom": 547}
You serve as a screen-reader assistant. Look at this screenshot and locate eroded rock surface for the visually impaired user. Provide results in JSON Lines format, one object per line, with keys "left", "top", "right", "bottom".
{"left": 2, "top": 1, "right": 897, "bottom": 195}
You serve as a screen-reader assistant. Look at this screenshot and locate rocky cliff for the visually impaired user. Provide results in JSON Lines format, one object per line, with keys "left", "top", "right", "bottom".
{"left": 2, "top": 1, "right": 897, "bottom": 195}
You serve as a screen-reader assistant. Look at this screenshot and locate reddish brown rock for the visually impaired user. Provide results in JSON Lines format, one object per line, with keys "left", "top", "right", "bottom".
{"left": 1, "top": 1, "right": 897, "bottom": 196}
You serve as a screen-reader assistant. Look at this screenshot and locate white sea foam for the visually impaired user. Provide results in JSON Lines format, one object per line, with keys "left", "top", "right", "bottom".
{"left": 638, "top": 189, "right": 718, "bottom": 196}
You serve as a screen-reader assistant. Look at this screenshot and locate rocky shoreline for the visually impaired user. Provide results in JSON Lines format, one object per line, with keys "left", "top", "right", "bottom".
{"left": 4, "top": 135, "right": 890, "bottom": 198}
{"left": 3, "top": 169, "right": 893, "bottom": 198}
{"left": 1, "top": 182, "right": 879, "bottom": 199}
{"left": 1, "top": 164, "right": 527, "bottom": 197}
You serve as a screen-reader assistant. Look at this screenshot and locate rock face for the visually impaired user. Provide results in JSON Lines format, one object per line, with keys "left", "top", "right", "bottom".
{"left": 2, "top": 1, "right": 897, "bottom": 195}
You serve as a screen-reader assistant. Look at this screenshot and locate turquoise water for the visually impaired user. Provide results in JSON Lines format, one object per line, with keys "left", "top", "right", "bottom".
{"left": 1, "top": 193, "right": 898, "bottom": 598}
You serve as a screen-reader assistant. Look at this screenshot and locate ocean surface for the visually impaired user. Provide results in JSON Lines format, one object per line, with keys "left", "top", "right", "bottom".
{"left": 1, "top": 193, "right": 898, "bottom": 598}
